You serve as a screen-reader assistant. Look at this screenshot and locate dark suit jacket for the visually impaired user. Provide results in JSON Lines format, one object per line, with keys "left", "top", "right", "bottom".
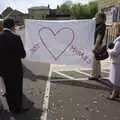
{"left": 0, "top": 30, "right": 26, "bottom": 76}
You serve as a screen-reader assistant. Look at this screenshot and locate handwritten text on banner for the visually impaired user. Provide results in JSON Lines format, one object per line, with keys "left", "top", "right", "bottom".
{"left": 25, "top": 19, "right": 95, "bottom": 67}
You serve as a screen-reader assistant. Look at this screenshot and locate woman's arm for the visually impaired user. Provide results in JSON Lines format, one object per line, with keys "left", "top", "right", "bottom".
{"left": 108, "top": 41, "right": 120, "bottom": 57}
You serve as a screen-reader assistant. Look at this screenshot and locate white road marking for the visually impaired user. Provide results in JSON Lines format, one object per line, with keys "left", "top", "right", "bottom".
{"left": 54, "top": 71, "right": 76, "bottom": 80}
{"left": 102, "top": 70, "right": 109, "bottom": 74}
{"left": 51, "top": 78, "right": 88, "bottom": 82}
{"left": 55, "top": 69, "right": 108, "bottom": 80}
{"left": 75, "top": 70, "right": 92, "bottom": 77}
{"left": 41, "top": 65, "right": 52, "bottom": 120}
{"left": 102, "top": 77, "right": 109, "bottom": 79}
{"left": 41, "top": 68, "right": 109, "bottom": 120}
{"left": 75, "top": 78, "right": 89, "bottom": 81}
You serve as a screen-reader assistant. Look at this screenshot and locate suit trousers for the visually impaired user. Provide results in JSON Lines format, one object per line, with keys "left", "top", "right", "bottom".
{"left": 2, "top": 74, "right": 23, "bottom": 113}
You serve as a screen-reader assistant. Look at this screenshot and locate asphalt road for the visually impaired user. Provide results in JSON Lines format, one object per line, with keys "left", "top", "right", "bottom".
{"left": 1, "top": 62, "right": 120, "bottom": 120}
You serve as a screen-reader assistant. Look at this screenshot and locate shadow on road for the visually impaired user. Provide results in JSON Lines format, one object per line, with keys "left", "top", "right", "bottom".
{"left": 14, "top": 94, "right": 43, "bottom": 120}
{"left": 23, "top": 65, "right": 48, "bottom": 81}
{"left": 52, "top": 80, "right": 112, "bottom": 91}
{"left": 23, "top": 65, "right": 65, "bottom": 81}
{"left": 0, "top": 94, "right": 43, "bottom": 120}
{"left": 94, "top": 78, "right": 113, "bottom": 88}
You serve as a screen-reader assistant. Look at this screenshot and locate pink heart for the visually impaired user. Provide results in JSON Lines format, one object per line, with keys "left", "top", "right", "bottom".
{"left": 39, "top": 27, "right": 74, "bottom": 60}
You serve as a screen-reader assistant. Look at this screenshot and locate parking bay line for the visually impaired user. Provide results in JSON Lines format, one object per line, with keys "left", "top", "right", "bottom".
{"left": 41, "top": 65, "right": 52, "bottom": 120}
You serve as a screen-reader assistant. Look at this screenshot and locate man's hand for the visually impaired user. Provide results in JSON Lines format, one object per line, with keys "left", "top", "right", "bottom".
{"left": 93, "top": 48, "right": 98, "bottom": 54}
{"left": 108, "top": 42, "right": 114, "bottom": 49}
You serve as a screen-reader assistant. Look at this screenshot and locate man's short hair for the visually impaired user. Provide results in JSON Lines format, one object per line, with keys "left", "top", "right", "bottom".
{"left": 3, "top": 18, "right": 15, "bottom": 29}
{"left": 96, "top": 12, "right": 106, "bottom": 21}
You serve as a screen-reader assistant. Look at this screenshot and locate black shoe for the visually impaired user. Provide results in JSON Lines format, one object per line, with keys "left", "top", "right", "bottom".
{"left": 12, "top": 108, "right": 30, "bottom": 115}
{"left": 9, "top": 116, "right": 16, "bottom": 120}
{"left": 88, "top": 77, "right": 98, "bottom": 80}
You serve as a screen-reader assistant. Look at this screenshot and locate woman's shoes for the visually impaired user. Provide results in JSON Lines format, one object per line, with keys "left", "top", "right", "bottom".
{"left": 107, "top": 91, "right": 120, "bottom": 100}
{"left": 107, "top": 95, "right": 117, "bottom": 100}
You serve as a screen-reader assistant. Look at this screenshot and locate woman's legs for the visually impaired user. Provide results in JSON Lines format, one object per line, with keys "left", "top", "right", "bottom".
{"left": 108, "top": 87, "right": 120, "bottom": 99}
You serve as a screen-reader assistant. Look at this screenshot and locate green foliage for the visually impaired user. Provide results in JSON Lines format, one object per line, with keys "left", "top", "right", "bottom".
{"left": 57, "top": 1, "right": 98, "bottom": 19}
{"left": 57, "top": 1, "right": 72, "bottom": 15}
{"left": 89, "top": 1, "right": 98, "bottom": 18}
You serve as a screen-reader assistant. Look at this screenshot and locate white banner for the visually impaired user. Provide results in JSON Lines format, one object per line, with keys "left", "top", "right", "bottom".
{"left": 25, "top": 19, "right": 95, "bottom": 67}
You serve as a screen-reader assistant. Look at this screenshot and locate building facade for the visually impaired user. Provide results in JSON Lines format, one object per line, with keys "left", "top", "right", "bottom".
{"left": 28, "top": 5, "right": 71, "bottom": 20}
{"left": 98, "top": 0, "right": 120, "bottom": 25}
{"left": 1, "top": 7, "right": 13, "bottom": 18}
{"left": 1, "top": 7, "right": 26, "bottom": 25}
{"left": 7, "top": 10, "right": 25, "bottom": 25}
{"left": 28, "top": 6, "right": 50, "bottom": 19}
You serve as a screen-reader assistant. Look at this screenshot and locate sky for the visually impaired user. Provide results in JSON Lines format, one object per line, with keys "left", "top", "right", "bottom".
{"left": 0, "top": 0, "right": 94, "bottom": 13}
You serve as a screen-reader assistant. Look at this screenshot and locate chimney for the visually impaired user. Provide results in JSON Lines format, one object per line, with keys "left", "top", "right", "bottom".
{"left": 48, "top": 4, "right": 50, "bottom": 8}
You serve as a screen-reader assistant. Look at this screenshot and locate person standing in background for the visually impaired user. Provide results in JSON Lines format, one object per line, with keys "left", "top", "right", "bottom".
{"left": 107, "top": 28, "right": 120, "bottom": 100}
{"left": 0, "top": 18, "right": 28, "bottom": 114}
{"left": 89, "top": 12, "right": 106, "bottom": 80}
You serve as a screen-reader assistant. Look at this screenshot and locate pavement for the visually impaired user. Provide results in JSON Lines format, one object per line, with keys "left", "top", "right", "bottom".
{"left": 1, "top": 60, "right": 120, "bottom": 120}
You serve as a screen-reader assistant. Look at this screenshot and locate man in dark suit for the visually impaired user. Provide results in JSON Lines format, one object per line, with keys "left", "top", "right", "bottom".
{"left": 0, "top": 18, "right": 27, "bottom": 114}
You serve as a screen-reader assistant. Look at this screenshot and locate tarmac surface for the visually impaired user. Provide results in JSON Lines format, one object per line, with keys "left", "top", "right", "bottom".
{"left": 1, "top": 60, "right": 120, "bottom": 120}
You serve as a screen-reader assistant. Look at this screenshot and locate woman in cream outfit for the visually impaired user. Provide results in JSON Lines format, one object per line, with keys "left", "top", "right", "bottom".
{"left": 108, "top": 35, "right": 120, "bottom": 99}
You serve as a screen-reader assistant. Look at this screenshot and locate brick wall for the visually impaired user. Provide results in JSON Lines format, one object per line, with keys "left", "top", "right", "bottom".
{"left": 98, "top": 0, "right": 119, "bottom": 10}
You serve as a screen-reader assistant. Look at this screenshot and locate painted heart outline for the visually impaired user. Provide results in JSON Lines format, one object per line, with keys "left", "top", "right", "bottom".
{"left": 38, "top": 27, "right": 75, "bottom": 61}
